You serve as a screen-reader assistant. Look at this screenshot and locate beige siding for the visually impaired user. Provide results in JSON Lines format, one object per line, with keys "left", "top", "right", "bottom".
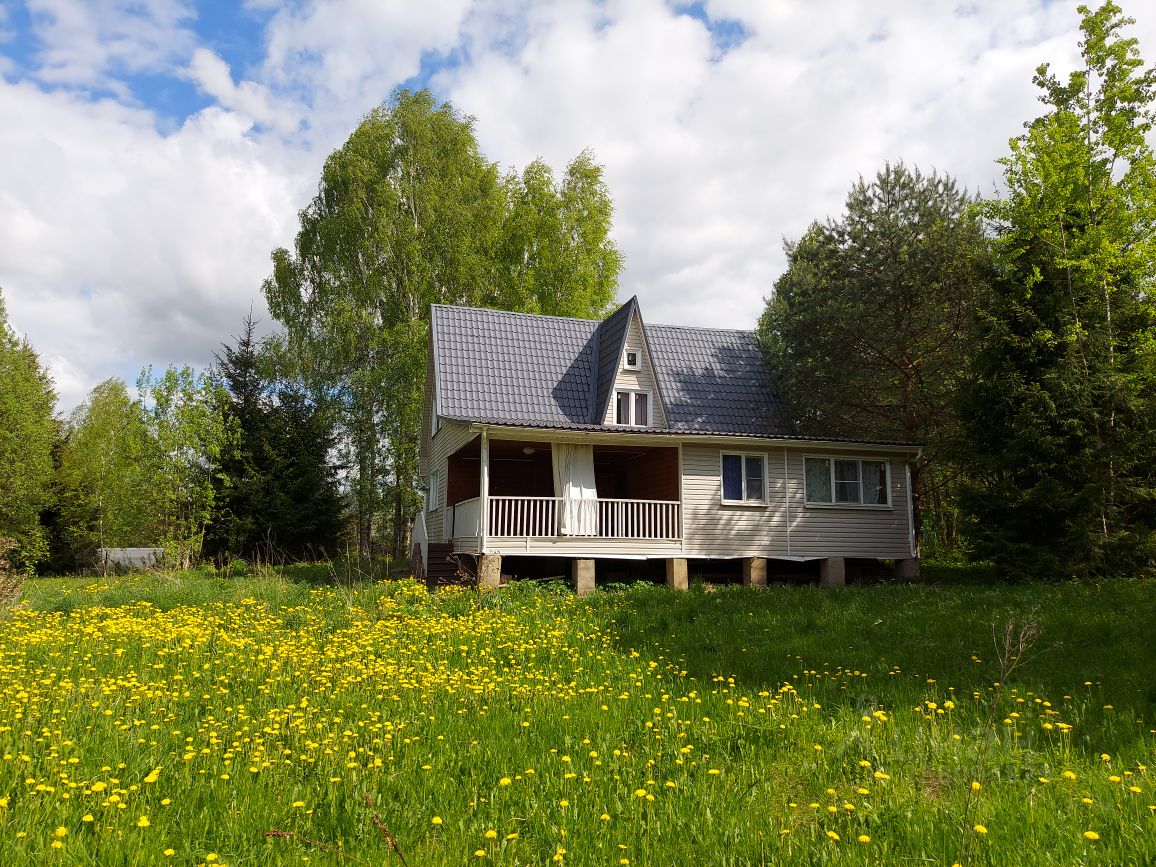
{"left": 602, "top": 313, "right": 668, "bottom": 427}
{"left": 680, "top": 444, "right": 914, "bottom": 560}
{"left": 425, "top": 422, "right": 478, "bottom": 543}
{"left": 681, "top": 445, "right": 787, "bottom": 557}
{"left": 785, "top": 451, "right": 913, "bottom": 559}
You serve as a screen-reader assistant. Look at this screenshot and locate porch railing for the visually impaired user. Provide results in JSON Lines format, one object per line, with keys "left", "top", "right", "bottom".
{"left": 488, "top": 496, "right": 680, "bottom": 541}
{"left": 448, "top": 497, "right": 482, "bottom": 539}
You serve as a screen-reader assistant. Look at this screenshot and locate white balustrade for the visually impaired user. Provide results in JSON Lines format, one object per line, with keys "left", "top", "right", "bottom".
{"left": 486, "top": 496, "right": 680, "bottom": 540}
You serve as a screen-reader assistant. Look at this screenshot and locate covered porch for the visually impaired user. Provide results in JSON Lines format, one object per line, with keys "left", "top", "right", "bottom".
{"left": 444, "top": 435, "right": 682, "bottom": 555}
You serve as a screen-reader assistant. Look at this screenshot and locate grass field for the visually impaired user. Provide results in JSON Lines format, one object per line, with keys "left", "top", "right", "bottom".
{"left": 1, "top": 569, "right": 1154, "bottom": 865}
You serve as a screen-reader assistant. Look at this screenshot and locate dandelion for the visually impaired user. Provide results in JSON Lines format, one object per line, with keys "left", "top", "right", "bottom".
{"left": 82, "top": 814, "right": 93, "bottom": 822}
{"left": 858, "top": 834, "right": 871, "bottom": 844}
{"left": 484, "top": 830, "right": 497, "bottom": 839}
{"left": 499, "top": 778, "right": 511, "bottom": 786}
{"left": 971, "top": 781, "right": 982, "bottom": 791}
{"left": 973, "top": 824, "right": 987, "bottom": 835}
{"left": 506, "top": 833, "right": 519, "bottom": 840}
{"left": 431, "top": 817, "right": 443, "bottom": 825}
{"left": 137, "top": 816, "right": 150, "bottom": 828}
{"left": 474, "top": 850, "right": 486, "bottom": 857}
{"left": 164, "top": 849, "right": 175, "bottom": 857}
{"left": 826, "top": 831, "right": 840, "bottom": 841}
{"left": 559, "top": 799, "right": 570, "bottom": 807}
{"left": 600, "top": 814, "right": 611, "bottom": 821}
{"left": 1083, "top": 831, "right": 1100, "bottom": 841}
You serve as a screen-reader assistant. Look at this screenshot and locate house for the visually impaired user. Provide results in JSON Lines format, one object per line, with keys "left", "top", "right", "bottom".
{"left": 416, "top": 297, "right": 920, "bottom": 592}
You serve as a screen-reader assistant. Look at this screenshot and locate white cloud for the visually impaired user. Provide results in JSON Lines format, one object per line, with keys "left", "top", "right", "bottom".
{"left": 25, "top": 0, "right": 197, "bottom": 94}
{"left": 2, "top": 0, "right": 1155, "bottom": 414}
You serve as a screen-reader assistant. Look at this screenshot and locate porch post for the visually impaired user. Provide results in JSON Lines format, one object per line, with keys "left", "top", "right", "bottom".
{"left": 820, "top": 557, "right": 846, "bottom": 587}
{"left": 665, "top": 558, "right": 688, "bottom": 591}
{"left": 479, "top": 429, "right": 490, "bottom": 552}
{"left": 742, "top": 557, "right": 767, "bottom": 588}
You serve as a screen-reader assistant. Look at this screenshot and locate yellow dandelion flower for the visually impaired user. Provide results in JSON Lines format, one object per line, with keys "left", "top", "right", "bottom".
{"left": 858, "top": 834, "right": 871, "bottom": 844}
{"left": 54, "top": 827, "right": 68, "bottom": 838}
{"left": 484, "top": 830, "right": 497, "bottom": 839}
{"left": 559, "top": 799, "right": 570, "bottom": 807}
{"left": 973, "top": 824, "right": 987, "bottom": 835}
{"left": 499, "top": 778, "right": 511, "bottom": 786}
{"left": 474, "top": 850, "right": 486, "bottom": 857}
{"left": 826, "top": 831, "right": 840, "bottom": 841}
{"left": 431, "top": 816, "right": 443, "bottom": 825}
{"left": 137, "top": 816, "right": 150, "bottom": 828}
{"left": 506, "top": 833, "right": 519, "bottom": 840}
{"left": 164, "top": 849, "right": 175, "bottom": 857}
{"left": 1083, "top": 831, "right": 1100, "bottom": 841}
{"left": 82, "top": 814, "right": 93, "bottom": 823}
{"left": 51, "top": 841, "right": 63, "bottom": 850}
{"left": 971, "top": 781, "right": 982, "bottom": 792}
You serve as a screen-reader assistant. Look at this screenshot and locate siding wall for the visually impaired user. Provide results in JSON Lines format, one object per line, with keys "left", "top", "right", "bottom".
{"left": 425, "top": 422, "right": 478, "bottom": 543}
{"left": 602, "top": 315, "right": 668, "bottom": 427}
{"left": 681, "top": 444, "right": 913, "bottom": 560}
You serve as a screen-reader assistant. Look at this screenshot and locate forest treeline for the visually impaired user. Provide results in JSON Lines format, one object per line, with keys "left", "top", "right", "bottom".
{"left": 1, "top": 2, "right": 1153, "bottom": 580}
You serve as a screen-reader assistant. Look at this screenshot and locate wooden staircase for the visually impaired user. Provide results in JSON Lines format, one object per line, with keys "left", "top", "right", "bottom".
{"left": 424, "top": 543, "right": 469, "bottom": 586}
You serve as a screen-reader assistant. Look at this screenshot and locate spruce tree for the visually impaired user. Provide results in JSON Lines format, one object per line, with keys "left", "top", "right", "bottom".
{"left": 960, "top": 2, "right": 1156, "bottom": 578}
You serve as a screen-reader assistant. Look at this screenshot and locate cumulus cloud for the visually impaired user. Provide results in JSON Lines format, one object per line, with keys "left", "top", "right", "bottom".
{"left": 1, "top": 0, "right": 1154, "bottom": 413}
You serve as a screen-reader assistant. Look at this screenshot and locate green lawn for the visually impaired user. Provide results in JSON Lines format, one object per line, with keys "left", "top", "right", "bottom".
{"left": 1, "top": 570, "right": 1153, "bottom": 865}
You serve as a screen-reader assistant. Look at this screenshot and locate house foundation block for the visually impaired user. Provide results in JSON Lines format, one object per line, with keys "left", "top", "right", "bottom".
{"left": 573, "top": 559, "right": 596, "bottom": 596}
{"left": 742, "top": 557, "right": 767, "bottom": 588}
{"left": 665, "top": 558, "right": 688, "bottom": 591}
{"left": 478, "top": 554, "right": 502, "bottom": 590}
{"left": 894, "top": 558, "right": 920, "bottom": 582}
{"left": 819, "top": 557, "right": 846, "bottom": 588}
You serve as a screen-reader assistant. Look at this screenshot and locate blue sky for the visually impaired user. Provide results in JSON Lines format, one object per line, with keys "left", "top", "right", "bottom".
{"left": 1, "top": 0, "right": 1153, "bottom": 412}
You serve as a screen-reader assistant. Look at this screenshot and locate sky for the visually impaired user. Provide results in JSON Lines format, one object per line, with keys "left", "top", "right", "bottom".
{"left": 2, "top": 0, "right": 1155, "bottom": 414}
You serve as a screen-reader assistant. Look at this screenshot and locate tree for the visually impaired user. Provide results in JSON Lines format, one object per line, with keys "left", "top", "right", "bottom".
{"left": 264, "top": 88, "right": 621, "bottom": 559}
{"left": 206, "top": 316, "right": 342, "bottom": 562}
{"left": 758, "top": 163, "right": 989, "bottom": 554}
{"left": 138, "top": 365, "right": 233, "bottom": 569}
{"left": 0, "top": 289, "right": 57, "bottom": 571}
{"left": 57, "top": 378, "right": 154, "bottom": 567}
{"left": 959, "top": 2, "right": 1156, "bottom": 579}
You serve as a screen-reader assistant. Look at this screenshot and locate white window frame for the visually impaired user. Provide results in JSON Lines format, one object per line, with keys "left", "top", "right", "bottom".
{"left": 614, "top": 389, "right": 652, "bottom": 427}
{"left": 427, "top": 473, "right": 439, "bottom": 512}
{"left": 720, "top": 452, "right": 768, "bottom": 506}
{"left": 623, "top": 346, "right": 641, "bottom": 371}
{"left": 803, "top": 455, "right": 892, "bottom": 509}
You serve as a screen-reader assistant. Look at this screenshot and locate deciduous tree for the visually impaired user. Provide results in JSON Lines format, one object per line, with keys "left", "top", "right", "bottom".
{"left": 264, "top": 89, "right": 620, "bottom": 559}
{"left": 0, "top": 289, "right": 57, "bottom": 571}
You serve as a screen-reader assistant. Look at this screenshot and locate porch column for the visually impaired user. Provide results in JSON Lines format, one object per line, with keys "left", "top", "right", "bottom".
{"left": 894, "top": 558, "right": 920, "bottom": 582}
{"left": 819, "top": 557, "right": 846, "bottom": 588}
{"left": 573, "top": 559, "right": 596, "bottom": 596}
{"left": 479, "top": 430, "right": 489, "bottom": 551}
{"left": 478, "top": 553, "right": 501, "bottom": 590}
{"left": 665, "top": 558, "right": 688, "bottom": 591}
{"left": 743, "top": 557, "right": 767, "bottom": 588}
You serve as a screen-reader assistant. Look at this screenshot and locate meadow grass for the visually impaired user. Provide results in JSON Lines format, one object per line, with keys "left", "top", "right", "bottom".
{"left": 0, "top": 570, "right": 1153, "bottom": 865}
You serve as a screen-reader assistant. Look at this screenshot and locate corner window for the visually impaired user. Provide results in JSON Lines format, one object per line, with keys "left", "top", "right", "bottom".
{"left": 804, "top": 457, "right": 889, "bottom": 506}
{"left": 614, "top": 390, "right": 650, "bottom": 426}
{"left": 427, "top": 474, "right": 439, "bottom": 511}
{"left": 623, "top": 347, "right": 641, "bottom": 370}
{"left": 721, "top": 453, "right": 767, "bottom": 504}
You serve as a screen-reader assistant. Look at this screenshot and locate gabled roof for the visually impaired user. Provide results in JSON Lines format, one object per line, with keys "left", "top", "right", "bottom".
{"left": 430, "top": 299, "right": 794, "bottom": 438}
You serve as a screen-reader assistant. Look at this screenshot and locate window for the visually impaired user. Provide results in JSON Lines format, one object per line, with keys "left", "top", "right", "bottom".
{"left": 721, "top": 453, "right": 767, "bottom": 504}
{"left": 623, "top": 347, "right": 641, "bottom": 370}
{"left": 427, "top": 474, "right": 439, "bottom": 512}
{"left": 614, "top": 390, "right": 650, "bottom": 426}
{"left": 804, "top": 457, "right": 889, "bottom": 506}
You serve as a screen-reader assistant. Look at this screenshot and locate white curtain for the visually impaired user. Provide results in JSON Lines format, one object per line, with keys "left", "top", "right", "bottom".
{"left": 552, "top": 443, "right": 598, "bottom": 536}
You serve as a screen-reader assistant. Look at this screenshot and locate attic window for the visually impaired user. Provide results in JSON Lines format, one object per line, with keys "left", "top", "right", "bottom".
{"left": 614, "top": 390, "right": 650, "bottom": 426}
{"left": 623, "top": 348, "right": 641, "bottom": 371}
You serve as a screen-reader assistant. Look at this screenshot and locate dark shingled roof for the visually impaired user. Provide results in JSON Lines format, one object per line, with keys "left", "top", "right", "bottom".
{"left": 430, "top": 301, "right": 793, "bottom": 437}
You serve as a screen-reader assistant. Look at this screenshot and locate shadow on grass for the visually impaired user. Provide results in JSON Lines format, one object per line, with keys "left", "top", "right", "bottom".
{"left": 598, "top": 579, "right": 1156, "bottom": 722}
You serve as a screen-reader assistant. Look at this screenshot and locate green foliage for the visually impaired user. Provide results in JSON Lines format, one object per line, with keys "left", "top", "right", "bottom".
{"left": 57, "top": 378, "right": 154, "bottom": 566}
{"left": 206, "top": 315, "right": 343, "bottom": 562}
{"left": 759, "top": 163, "right": 990, "bottom": 554}
{"left": 138, "top": 365, "right": 234, "bottom": 569}
{"left": 0, "top": 289, "right": 57, "bottom": 571}
{"left": 960, "top": 2, "right": 1156, "bottom": 579}
{"left": 264, "top": 89, "right": 621, "bottom": 559}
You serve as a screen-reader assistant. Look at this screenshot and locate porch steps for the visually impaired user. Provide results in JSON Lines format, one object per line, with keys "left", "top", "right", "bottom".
{"left": 424, "top": 543, "right": 465, "bottom": 585}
